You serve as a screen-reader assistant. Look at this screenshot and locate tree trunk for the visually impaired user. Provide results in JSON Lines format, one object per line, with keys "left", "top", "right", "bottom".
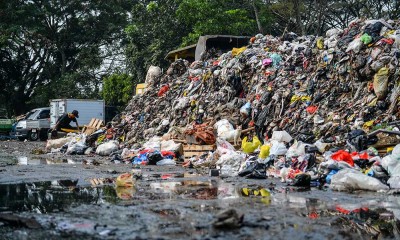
{"left": 251, "top": 0, "right": 264, "bottom": 34}
{"left": 292, "top": 0, "right": 304, "bottom": 35}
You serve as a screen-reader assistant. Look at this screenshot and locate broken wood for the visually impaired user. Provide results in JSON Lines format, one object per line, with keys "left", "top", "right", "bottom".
{"left": 241, "top": 127, "right": 255, "bottom": 134}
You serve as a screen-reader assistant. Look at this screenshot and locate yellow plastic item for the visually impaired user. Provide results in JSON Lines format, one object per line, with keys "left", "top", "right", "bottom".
{"left": 136, "top": 83, "right": 148, "bottom": 95}
{"left": 241, "top": 136, "right": 261, "bottom": 154}
{"left": 317, "top": 38, "right": 324, "bottom": 49}
{"left": 232, "top": 47, "right": 247, "bottom": 56}
{"left": 116, "top": 173, "right": 136, "bottom": 187}
{"left": 387, "top": 147, "right": 394, "bottom": 153}
{"left": 259, "top": 145, "right": 271, "bottom": 159}
{"left": 60, "top": 128, "right": 80, "bottom": 133}
{"left": 363, "top": 120, "right": 375, "bottom": 129}
{"left": 290, "top": 95, "right": 311, "bottom": 104}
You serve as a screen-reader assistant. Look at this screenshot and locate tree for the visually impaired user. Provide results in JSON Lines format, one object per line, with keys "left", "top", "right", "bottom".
{"left": 102, "top": 74, "right": 133, "bottom": 107}
{"left": 0, "top": 0, "right": 132, "bottom": 115}
{"left": 176, "top": 0, "right": 258, "bottom": 46}
{"left": 125, "top": 0, "right": 190, "bottom": 84}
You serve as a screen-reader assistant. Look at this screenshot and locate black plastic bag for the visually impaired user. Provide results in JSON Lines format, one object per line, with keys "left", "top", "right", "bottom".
{"left": 238, "top": 162, "right": 267, "bottom": 179}
{"left": 147, "top": 152, "right": 163, "bottom": 165}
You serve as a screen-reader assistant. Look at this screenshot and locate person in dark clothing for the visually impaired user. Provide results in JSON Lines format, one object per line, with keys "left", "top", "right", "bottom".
{"left": 53, "top": 110, "right": 80, "bottom": 131}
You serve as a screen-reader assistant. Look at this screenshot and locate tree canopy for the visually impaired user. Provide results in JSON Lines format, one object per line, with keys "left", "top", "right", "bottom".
{"left": 2, "top": 0, "right": 399, "bottom": 115}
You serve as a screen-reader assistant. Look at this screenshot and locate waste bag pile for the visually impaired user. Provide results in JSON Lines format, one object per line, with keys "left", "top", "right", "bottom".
{"left": 47, "top": 18, "right": 400, "bottom": 191}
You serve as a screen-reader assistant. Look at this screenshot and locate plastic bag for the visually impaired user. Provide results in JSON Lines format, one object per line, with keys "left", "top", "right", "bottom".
{"left": 346, "top": 38, "right": 363, "bottom": 53}
{"left": 269, "top": 140, "right": 288, "bottom": 155}
{"left": 314, "top": 140, "right": 329, "bottom": 153}
{"left": 316, "top": 38, "right": 324, "bottom": 49}
{"left": 259, "top": 145, "right": 271, "bottom": 159}
{"left": 161, "top": 140, "right": 181, "bottom": 152}
{"left": 360, "top": 33, "right": 372, "bottom": 44}
{"left": 116, "top": 173, "right": 135, "bottom": 187}
{"left": 388, "top": 176, "right": 400, "bottom": 188}
{"left": 286, "top": 141, "right": 306, "bottom": 158}
{"left": 330, "top": 169, "right": 389, "bottom": 191}
{"left": 241, "top": 136, "right": 261, "bottom": 154}
{"left": 232, "top": 47, "right": 247, "bottom": 56}
{"left": 331, "top": 150, "right": 354, "bottom": 167}
{"left": 96, "top": 141, "right": 119, "bottom": 156}
{"left": 373, "top": 67, "right": 389, "bottom": 100}
{"left": 145, "top": 65, "right": 161, "bottom": 84}
{"left": 271, "top": 131, "right": 293, "bottom": 143}
{"left": 240, "top": 102, "right": 251, "bottom": 116}
{"left": 214, "top": 119, "right": 234, "bottom": 137}
{"left": 156, "top": 159, "right": 176, "bottom": 166}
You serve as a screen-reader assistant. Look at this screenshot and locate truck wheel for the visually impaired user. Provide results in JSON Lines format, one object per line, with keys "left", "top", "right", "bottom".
{"left": 28, "top": 131, "right": 39, "bottom": 141}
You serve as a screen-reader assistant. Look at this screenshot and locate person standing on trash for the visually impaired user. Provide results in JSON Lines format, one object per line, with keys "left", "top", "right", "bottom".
{"left": 52, "top": 110, "right": 80, "bottom": 132}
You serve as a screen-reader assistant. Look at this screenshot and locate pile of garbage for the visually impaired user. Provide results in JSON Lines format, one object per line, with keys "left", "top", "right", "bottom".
{"left": 46, "top": 18, "right": 400, "bottom": 191}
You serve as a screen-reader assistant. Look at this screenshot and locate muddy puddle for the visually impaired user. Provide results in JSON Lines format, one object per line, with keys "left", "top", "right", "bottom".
{"left": 0, "top": 154, "right": 80, "bottom": 166}
{"left": 2, "top": 173, "right": 400, "bottom": 239}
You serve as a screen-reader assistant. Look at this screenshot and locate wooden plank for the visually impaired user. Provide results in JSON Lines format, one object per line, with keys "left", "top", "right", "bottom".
{"left": 92, "top": 119, "right": 99, "bottom": 128}
{"left": 183, "top": 145, "right": 215, "bottom": 151}
{"left": 88, "top": 118, "right": 96, "bottom": 126}
{"left": 96, "top": 120, "right": 103, "bottom": 129}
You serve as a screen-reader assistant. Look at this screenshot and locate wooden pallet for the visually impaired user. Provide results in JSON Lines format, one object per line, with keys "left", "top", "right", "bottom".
{"left": 183, "top": 144, "right": 215, "bottom": 160}
{"left": 82, "top": 118, "right": 104, "bottom": 135}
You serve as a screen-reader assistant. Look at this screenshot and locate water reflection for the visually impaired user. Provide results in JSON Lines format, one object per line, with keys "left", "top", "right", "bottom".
{"left": 0, "top": 180, "right": 118, "bottom": 213}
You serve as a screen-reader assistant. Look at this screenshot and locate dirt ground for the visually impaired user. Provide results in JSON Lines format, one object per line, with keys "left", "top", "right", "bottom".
{"left": 1, "top": 140, "right": 400, "bottom": 240}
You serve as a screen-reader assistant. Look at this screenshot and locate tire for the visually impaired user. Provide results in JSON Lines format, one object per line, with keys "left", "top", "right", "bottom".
{"left": 28, "top": 131, "right": 39, "bottom": 141}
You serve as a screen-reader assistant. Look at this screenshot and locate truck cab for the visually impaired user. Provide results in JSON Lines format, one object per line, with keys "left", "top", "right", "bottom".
{"left": 15, "top": 107, "right": 50, "bottom": 141}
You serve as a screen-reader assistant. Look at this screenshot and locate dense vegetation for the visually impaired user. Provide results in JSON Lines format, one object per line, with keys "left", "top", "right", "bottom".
{"left": 1, "top": 0, "right": 399, "bottom": 115}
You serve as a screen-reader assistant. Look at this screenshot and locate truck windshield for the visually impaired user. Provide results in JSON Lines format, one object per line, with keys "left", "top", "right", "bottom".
{"left": 26, "top": 110, "right": 40, "bottom": 120}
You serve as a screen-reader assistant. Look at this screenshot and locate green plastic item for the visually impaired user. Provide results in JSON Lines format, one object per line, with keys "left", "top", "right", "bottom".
{"left": 360, "top": 33, "right": 372, "bottom": 45}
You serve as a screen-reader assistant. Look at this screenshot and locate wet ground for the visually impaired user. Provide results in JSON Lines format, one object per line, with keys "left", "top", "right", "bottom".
{"left": 1, "top": 141, "right": 400, "bottom": 239}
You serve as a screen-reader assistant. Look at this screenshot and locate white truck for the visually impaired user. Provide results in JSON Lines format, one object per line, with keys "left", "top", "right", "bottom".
{"left": 50, "top": 99, "right": 105, "bottom": 129}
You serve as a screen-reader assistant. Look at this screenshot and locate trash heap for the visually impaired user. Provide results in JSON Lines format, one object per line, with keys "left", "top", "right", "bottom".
{"left": 47, "top": 18, "right": 400, "bottom": 191}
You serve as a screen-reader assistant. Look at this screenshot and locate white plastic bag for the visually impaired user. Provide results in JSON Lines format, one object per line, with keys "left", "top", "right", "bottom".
{"left": 143, "top": 136, "right": 162, "bottom": 151}
{"left": 330, "top": 169, "right": 389, "bottom": 191}
{"left": 346, "top": 38, "right": 363, "bottom": 53}
{"left": 286, "top": 141, "right": 306, "bottom": 158}
{"left": 156, "top": 159, "right": 176, "bottom": 166}
{"left": 161, "top": 140, "right": 181, "bottom": 152}
{"left": 145, "top": 65, "right": 161, "bottom": 84}
{"left": 271, "top": 131, "right": 292, "bottom": 143}
{"left": 314, "top": 140, "right": 329, "bottom": 153}
{"left": 96, "top": 141, "right": 119, "bottom": 156}
{"left": 214, "top": 119, "right": 234, "bottom": 137}
{"left": 269, "top": 140, "right": 287, "bottom": 156}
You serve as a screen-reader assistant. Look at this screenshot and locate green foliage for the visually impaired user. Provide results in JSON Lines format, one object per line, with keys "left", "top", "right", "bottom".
{"left": 0, "top": 0, "right": 132, "bottom": 115}
{"left": 125, "top": 0, "right": 189, "bottom": 83}
{"left": 176, "top": 0, "right": 257, "bottom": 46}
{"left": 102, "top": 74, "right": 133, "bottom": 107}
